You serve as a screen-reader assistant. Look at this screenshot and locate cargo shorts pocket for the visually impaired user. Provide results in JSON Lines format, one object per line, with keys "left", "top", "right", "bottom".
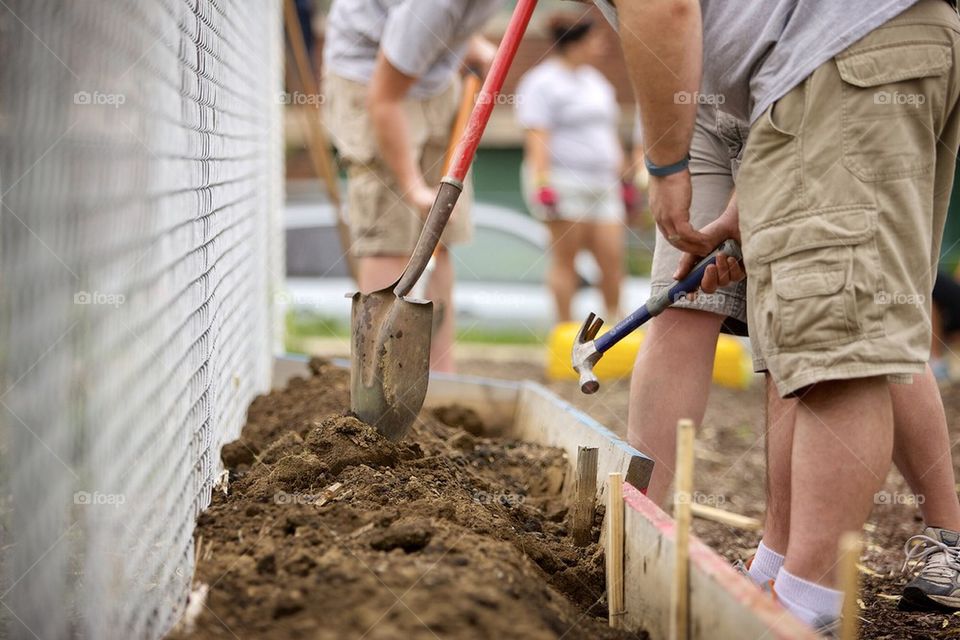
{"left": 835, "top": 40, "right": 951, "bottom": 181}
{"left": 751, "top": 207, "right": 883, "bottom": 351}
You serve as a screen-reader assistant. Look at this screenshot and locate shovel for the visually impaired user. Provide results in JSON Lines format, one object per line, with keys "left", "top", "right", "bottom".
{"left": 572, "top": 240, "right": 743, "bottom": 394}
{"left": 350, "top": 0, "right": 539, "bottom": 441}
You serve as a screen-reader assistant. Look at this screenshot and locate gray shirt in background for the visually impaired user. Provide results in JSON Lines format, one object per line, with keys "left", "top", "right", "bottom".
{"left": 699, "top": 0, "right": 919, "bottom": 123}
{"left": 324, "top": 0, "right": 502, "bottom": 100}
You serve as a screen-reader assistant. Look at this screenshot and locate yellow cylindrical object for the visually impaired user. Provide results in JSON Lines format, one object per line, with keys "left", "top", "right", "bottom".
{"left": 547, "top": 321, "right": 754, "bottom": 390}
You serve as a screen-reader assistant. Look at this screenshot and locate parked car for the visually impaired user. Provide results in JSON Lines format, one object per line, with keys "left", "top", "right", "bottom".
{"left": 283, "top": 197, "right": 652, "bottom": 332}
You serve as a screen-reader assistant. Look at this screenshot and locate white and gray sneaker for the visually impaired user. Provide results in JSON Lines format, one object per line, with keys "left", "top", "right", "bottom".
{"left": 901, "top": 526, "right": 960, "bottom": 610}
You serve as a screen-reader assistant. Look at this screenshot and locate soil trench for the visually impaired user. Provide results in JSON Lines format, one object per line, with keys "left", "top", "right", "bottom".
{"left": 171, "top": 358, "right": 643, "bottom": 640}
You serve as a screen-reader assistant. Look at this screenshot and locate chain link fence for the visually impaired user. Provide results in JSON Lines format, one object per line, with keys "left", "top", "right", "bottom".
{"left": 0, "top": 1, "right": 283, "bottom": 637}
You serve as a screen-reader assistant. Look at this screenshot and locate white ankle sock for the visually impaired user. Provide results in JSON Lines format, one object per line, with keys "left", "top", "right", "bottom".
{"left": 748, "top": 540, "right": 784, "bottom": 587}
{"left": 774, "top": 568, "right": 843, "bottom": 627}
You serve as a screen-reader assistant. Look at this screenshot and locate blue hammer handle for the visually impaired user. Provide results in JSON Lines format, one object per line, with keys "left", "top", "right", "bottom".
{"left": 593, "top": 240, "right": 742, "bottom": 354}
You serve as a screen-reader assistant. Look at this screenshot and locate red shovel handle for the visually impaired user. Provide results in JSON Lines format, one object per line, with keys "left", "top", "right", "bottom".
{"left": 394, "top": 0, "right": 538, "bottom": 298}
{"left": 447, "top": 0, "right": 536, "bottom": 182}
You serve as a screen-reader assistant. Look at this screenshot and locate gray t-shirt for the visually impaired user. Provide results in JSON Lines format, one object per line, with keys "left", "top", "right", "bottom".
{"left": 700, "top": 0, "right": 919, "bottom": 123}
{"left": 324, "top": 0, "right": 502, "bottom": 99}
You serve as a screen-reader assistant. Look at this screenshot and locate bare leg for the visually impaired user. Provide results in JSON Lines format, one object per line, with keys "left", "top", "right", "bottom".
{"left": 425, "top": 248, "right": 456, "bottom": 373}
{"left": 546, "top": 220, "right": 584, "bottom": 323}
{"left": 785, "top": 377, "right": 893, "bottom": 585}
{"left": 627, "top": 308, "right": 724, "bottom": 506}
{"left": 763, "top": 376, "right": 796, "bottom": 555}
{"left": 585, "top": 221, "right": 625, "bottom": 320}
{"left": 891, "top": 366, "right": 960, "bottom": 530}
{"left": 357, "top": 255, "right": 407, "bottom": 293}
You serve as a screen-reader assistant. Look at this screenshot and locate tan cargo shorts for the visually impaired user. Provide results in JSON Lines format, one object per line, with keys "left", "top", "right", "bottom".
{"left": 737, "top": 0, "right": 960, "bottom": 397}
{"left": 323, "top": 73, "right": 473, "bottom": 257}
{"left": 650, "top": 104, "right": 749, "bottom": 335}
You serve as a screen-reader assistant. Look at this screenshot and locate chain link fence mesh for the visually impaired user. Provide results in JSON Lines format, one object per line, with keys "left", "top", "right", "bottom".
{"left": 0, "top": 1, "right": 283, "bottom": 637}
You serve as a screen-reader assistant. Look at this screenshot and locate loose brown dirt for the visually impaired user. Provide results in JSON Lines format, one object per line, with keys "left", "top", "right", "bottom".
{"left": 172, "top": 358, "right": 644, "bottom": 640}
{"left": 457, "top": 355, "right": 960, "bottom": 640}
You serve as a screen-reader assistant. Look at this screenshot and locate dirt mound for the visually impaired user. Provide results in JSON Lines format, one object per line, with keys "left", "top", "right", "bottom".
{"left": 172, "top": 358, "right": 639, "bottom": 640}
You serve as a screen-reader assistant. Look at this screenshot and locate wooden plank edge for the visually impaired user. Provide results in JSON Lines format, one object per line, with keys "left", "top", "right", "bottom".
{"left": 517, "top": 381, "right": 654, "bottom": 491}
{"left": 622, "top": 482, "right": 819, "bottom": 640}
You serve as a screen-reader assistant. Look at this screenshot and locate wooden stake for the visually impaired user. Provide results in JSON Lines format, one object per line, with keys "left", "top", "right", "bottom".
{"left": 672, "top": 419, "right": 695, "bottom": 640}
{"left": 839, "top": 532, "right": 862, "bottom": 640}
{"left": 571, "top": 446, "right": 599, "bottom": 546}
{"left": 606, "top": 472, "right": 625, "bottom": 628}
{"left": 690, "top": 503, "right": 762, "bottom": 531}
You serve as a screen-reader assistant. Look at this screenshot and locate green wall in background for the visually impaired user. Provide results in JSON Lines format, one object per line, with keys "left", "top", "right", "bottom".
{"left": 472, "top": 147, "right": 527, "bottom": 213}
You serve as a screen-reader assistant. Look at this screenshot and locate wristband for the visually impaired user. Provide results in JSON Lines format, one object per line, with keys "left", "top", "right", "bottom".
{"left": 644, "top": 153, "right": 690, "bottom": 178}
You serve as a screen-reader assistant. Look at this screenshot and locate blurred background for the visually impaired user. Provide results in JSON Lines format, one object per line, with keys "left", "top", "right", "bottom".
{"left": 282, "top": 0, "right": 656, "bottom": 357}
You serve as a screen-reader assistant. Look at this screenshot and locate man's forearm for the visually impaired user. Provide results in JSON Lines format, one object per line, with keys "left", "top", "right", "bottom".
{"left": 369, "top": 99, "right": 425, "bottom": 194}
{"left": 618, "top": 0, "right": 702, "bottom": 165}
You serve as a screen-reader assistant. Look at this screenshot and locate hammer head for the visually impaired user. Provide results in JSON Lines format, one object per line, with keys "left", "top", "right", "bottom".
{"left": 572, "top": 312, "right": 605, "bottom": 394}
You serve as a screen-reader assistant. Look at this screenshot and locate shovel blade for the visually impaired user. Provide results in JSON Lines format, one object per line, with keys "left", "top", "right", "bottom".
{"left": 350, "top": 289, "right": 433, "bottom": 441}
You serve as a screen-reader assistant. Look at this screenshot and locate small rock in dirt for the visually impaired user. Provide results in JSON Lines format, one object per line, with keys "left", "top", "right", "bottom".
{"left": 221, "top": 438, "right": 258, "bottom": 468}
{"left": 369, "top": 520, "right": 433, "bottom": 553}
{"left": 448, "top": 431, "right": 476, "bottom": 452}
{"left": 285, "top": 551, "right": 318, "bottom": 576}
{"left": 256, "top": 553, "right": 276, "bottom": 575}
{"left": 272, "top": 590, "right": 305, "bottom": 618}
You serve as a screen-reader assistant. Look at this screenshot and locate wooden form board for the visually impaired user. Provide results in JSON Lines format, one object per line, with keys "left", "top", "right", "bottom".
{"left": 511, "top": 382, "right": 654, "bottom": 497}
{"left": 621, "top": 482, "right": 819, "bottom": 640}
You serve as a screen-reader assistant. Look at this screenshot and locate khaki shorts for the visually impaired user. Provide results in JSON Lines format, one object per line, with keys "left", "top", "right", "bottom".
{"left": 737, "top": 0, "right": 960, "bottom": 397}
{"left": 323, "top": 73, "right": 473, "bottom": 257}
{"left": 649, "top": 105, "right": 749, "bottom": 335}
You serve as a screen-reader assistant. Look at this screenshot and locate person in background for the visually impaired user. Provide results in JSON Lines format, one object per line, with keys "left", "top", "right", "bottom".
{"left": 516, "top": 12, "right": 630, "bottom": 324}
{"left": 322, "top": 0, "right": 501, "bottom": 372}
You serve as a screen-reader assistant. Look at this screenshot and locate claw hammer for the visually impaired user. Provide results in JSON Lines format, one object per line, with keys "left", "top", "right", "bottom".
{"left": 572, "top": 240, "right": 743, "bottom": 394}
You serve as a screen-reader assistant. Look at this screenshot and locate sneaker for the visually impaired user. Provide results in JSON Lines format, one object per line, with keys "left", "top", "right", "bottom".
{"left": 901, "top": 526, "right": 960, "bottom": 610}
